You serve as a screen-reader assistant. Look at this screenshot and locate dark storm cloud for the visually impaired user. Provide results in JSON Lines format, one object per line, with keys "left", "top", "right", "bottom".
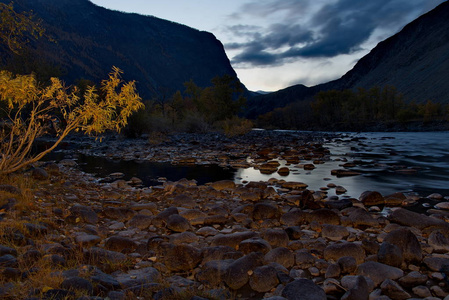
{"left": 228, "top": 0, "right": 445, "bottom": 66}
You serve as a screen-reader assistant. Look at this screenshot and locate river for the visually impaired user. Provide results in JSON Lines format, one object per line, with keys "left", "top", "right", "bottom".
{"left": 49, "top": 131, "right": 449, "bottom": 199}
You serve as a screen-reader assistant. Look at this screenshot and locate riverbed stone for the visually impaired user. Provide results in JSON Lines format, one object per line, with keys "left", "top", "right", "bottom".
{"left": 126, "top": 214, "right": 154, "bottom": 229}
{"left": 280, "top": 209, "right": 307, "bottom": 226}
{"left": 105, "top": 236, "right": 138, "bottom": 253}
{"left": 161, "top": 244, "right": 202, "bottom": 272}
{"left": 211, "top": 231, "right": 258, "bottom": 249}
{"left": 196, "top": 259, "right": 233, "bottom": 287}
{"left": 70, "top": 204, "right": 98, "bottom": 224}
{"left": 380, "top": 278, "right": 411, "bottom": 300}
{"left": 166, "top": 214, "right": 191, "bottom": 232}
{"left": 341, "top": 275, "right": 370, "bottom": 300}
{"left": 324, "top": 242, "right": 365, "bottom": 264}
{"left": 238, "top": 237, "right": 272, "bottom": 254}
{"left": 321, "top": 224, "right": 349, "bottom": 241}
{"left": 382, "top": 228, "right": 422, "bottom": 264}
{"left": 224, "top": 252, "right": 265, "bottom": 290}
{"left": 253, "top": 203, "right": 279, "bottom": 220}
{"left": 377, "top": 242, "right": 403, "bottom": 268}
{"left": 428, "top": 230, "right": 449, "bottom": 253}
{"left": 249, "top": 265, "right": 279, "bottom": 292}
{"left": 281, "top": 278, "right": 326, "bottom": 300}
{"left": 388, "top": 208, "right": 449, "bottom": 230}
{"left": 265, "top": 247, "right": 295, "bottom": 268}
{"left": 398, "top": 271, "right": 427, "bottom": 288}
{"left": 356, "top": 261, "right": 404, "bottom": 286}
{"left": 261, "top": 228, "right": 289, "bottom": 248}
{"left": 359, "top": 191, "right": 384, "bottom": 206}
{"left": 306, "top": 208, "right": 340, "bottom": 225}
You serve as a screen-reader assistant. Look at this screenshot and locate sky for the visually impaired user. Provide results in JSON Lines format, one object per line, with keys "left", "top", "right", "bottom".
{"left": 89, "top": 0, "right": 446, "bottom": 92}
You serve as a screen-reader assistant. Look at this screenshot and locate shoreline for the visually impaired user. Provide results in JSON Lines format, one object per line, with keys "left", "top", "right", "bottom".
{"left": 1, "top": 131, "right": 449, "bottom": 299}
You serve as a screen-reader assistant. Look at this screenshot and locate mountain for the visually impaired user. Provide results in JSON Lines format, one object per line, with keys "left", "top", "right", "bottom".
{"left": 246, "top": 0, "right": 449, "bottom": 118}
{"left": 0, "top": 0, "right": 240, "bottom": 99}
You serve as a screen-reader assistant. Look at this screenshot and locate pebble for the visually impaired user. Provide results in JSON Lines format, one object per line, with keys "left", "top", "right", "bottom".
{"left": 2, "top": 132, "right": 448, "bottom": 299}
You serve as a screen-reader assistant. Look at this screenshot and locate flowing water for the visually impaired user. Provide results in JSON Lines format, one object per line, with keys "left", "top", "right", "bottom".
{"left": 236, "top": 131, "right": 449, "bottom": 198}
{"left": 50, "top": 131, "right": 449, "bottom": 199}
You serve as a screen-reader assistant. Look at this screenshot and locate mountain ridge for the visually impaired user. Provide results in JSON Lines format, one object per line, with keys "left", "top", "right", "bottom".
{"left": 246, "top": 0, "right": 449, "bottom": 118}
{"left": 0, "top": 0, "right": 240, "bottom": 99}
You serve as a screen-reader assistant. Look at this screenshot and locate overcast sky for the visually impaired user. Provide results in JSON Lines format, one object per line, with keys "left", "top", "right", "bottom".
{"left": 89, "top": 0, "right": 445, "bottom": 92}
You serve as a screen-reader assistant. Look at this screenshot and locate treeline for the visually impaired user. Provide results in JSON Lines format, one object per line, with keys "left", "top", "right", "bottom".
{"left": 124, "top": 75, "right": 252, "bottom": 138}
{"left": 257, "top": 86, "right": 449, "bottom": 131}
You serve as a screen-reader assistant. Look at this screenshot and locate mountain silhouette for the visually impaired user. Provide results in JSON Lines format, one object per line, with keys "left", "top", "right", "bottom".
{"left": 246, "top": 1, "right": 449, "bottom": 118}
{"left": 0, "top": 0, "right": 240, "bottom": 99}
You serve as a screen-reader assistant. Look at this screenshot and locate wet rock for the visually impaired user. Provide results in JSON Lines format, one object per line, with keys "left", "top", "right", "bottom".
{"left": 380, "top": 279, "right": 411, "bottom": 300}
{"left": 321, "top": 224, "right": 349, "bottom": 241}
{"left": 275, "top": 166, "right": 289, "bottom": 176}
{"left": 265, "top": 247, "right": 295, "bottom": 269}
{"left": 377, "top": 242, "right": 403, "bottom": 268}
{"left": 382, "top": 228, "right": 422, "bottom": 264}
{"left": 331, "top": 169, "right": 361, "bottom": 177}
{"left": 238, "top": 237, "right": 272, "bottom": 254}
{"left": 249, "top": 265, "right": 279, "bottom": 292}
{"left": 210, "top": 180, "right": 235, "bottom": 191}
{"left": 281, "top": 182, "right": 308, "bottom": 190}
{"left": 356, "top": 261, "right": 404, "bottom": 286}
{"left": 166, "top": 214, "right": 191, "bottom": 232}
{"left": 281, "top": 278, "right": 326, "bottom": 300}
{"left": 388, "top": 208, "right": 449, "bottom": 230}
{"left": 162, "top": 244, "right": 202, "bottom": 272}
{"left": 104, "top": 236, "right": 137, "bottom": 253}
{"left": 261, "top": 229, "right": 289, "bottom": 248}
{"left": 324, "top": 242, "right": 365, "bottom": 264}
{"left": 428, "top": 230, "right": 449, "bottom": 253}
{"left": 224, "top": 252, "right": 264, "bottom": 290}
{"left": 210, "top": 231, "right": 258, "bottom": 249}
{"left": 359, "top": 191, "right": 384, "bottom": 206}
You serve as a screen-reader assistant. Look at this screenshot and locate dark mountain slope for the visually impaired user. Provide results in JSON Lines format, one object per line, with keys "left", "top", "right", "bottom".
{"left": 0, "top": 0, "right": 239, "bottom": 99}
{"left": 247, "top": 0, "right": 449, "bottom": 118}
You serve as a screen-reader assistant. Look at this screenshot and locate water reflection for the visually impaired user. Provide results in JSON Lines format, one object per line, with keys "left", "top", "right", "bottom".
{"left": 49, "top": 131, "right": 449, "bottom": 198}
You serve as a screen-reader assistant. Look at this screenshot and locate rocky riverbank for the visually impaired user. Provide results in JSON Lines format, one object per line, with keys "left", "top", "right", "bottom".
{"left": 1, "top": 131, "right": 449, "bottom": 299}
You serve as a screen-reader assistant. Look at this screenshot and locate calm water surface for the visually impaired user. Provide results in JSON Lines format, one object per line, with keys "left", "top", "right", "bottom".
{"left": 54, "top": 131, "right": 449, "bottom": 199}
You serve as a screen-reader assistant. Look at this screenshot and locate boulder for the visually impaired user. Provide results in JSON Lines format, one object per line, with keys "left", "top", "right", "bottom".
{"left": 224, "top": 252, "right": 264, "bottom": 290}
{"left": 356, "top": 261, "right": 404, "bottom": 286}
{"left": 281, "top": 279, "right": 326, "bottom": 300}
{"left": 382, "top": 228, "right": 422, "bottom": 264}
{"left": 324, "top": 242, "right": 366, "bottom": 264}
{"left": 249, "top": 265, "right": 279, "bottom": 292}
